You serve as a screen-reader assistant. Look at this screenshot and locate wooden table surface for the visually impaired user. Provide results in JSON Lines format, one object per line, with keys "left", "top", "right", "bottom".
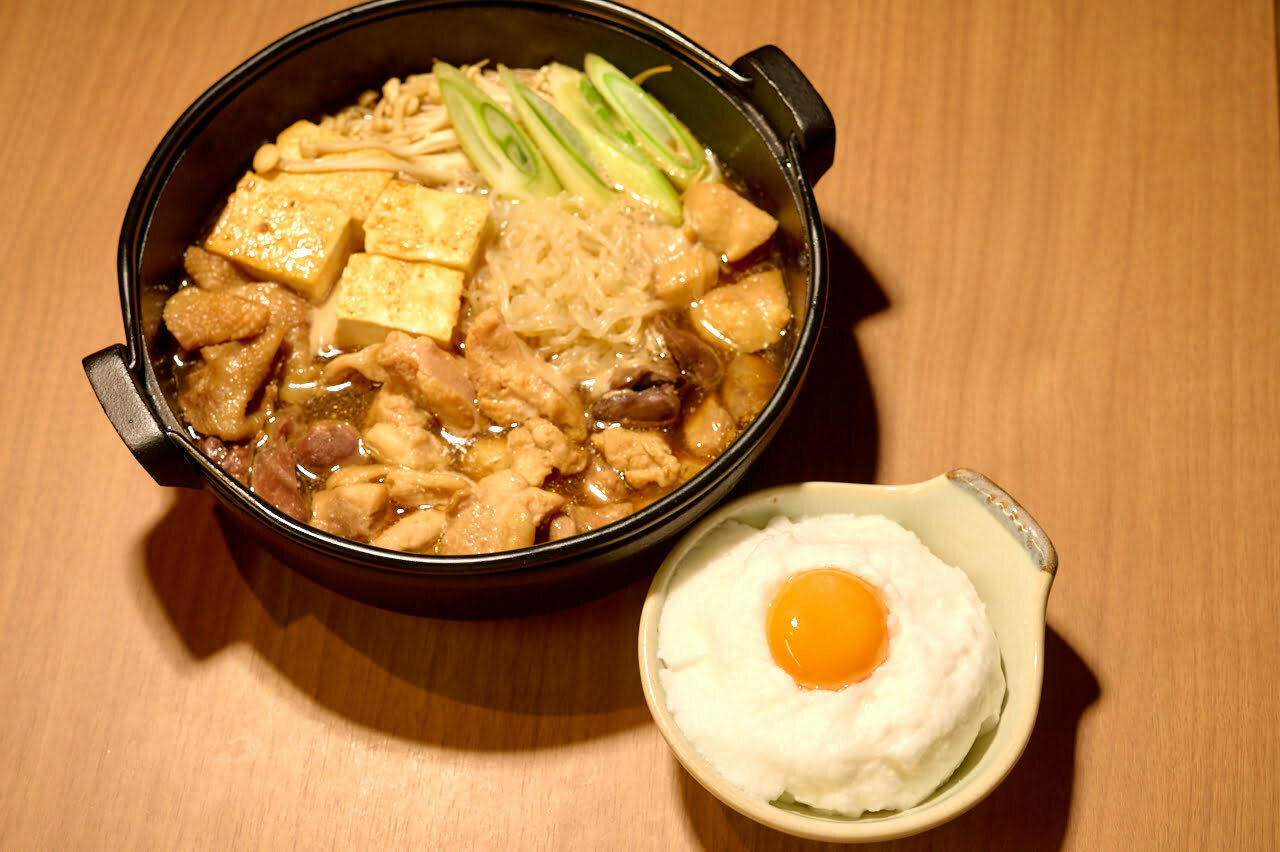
{"left": 2, "top": 0, "right": 1277, "bottom": 848}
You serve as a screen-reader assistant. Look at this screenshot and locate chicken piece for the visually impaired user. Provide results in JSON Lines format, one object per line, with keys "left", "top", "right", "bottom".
{"left": 324, "top": 344, "right": 392, "bottom": 387}
{"left": 547, "top": 502, "right": 636, "bottom": 541}
{"left": 325, "top": 464, "right": 394, "bottom": 488}
{"left": 371, "top": 509, "right": 447, "bottom": 553}
{"left": 311, "top": 482, "right": 391, "bottom": 541}
{"left": 682, "top": 395, "right": 735, "bottom": 460}
{"left": 590, "top": 428, "right": 680, "bottom": 490}
{"left": 364, "top": 386, "right": 427, "bottom": 429}
{"left": 163, "top": 287, "right": 270, "bottom": 350}
{"left": 204, "top": 175, "right": 354, "bottom": 302}
{"left": 293, "top": 421, "right": 363, "bottom": 472}
{"left": 571, "top": 502, "right": 635, "bottom": 532}
{"left": 464, "top": 308, "right": 587, "bottom": 440}
{"left": 377, "top": 332, "right": 480, "bottom": 435}
{"left": 385, "top": 468, "right": 474, "bottom": 509}
{"left": 455, "top": 434, "right": 510, "bottom": 481}
{"left": 183, "top": 245, "right": 255, "bottom": 291}
{"left": 331, "top": 253, "right": 465, "bottom": 348}
{"left": 642, "top": 220, "right": 722, "bottom": 304}
{"left": 548, "top": 515, "right": 578, "bottom": 542}
{"left": 507, "top": 418, "right": 589, "bottom": 486}
{"left": 179, "top": 326, "right": 284, "bottom": 441}
{"left": 362, "top": 422, "right": 449, "bottom": 470}
{"left": 250, "top": 431, "right": 307, "bottom": 521}
{"left": 689, "top": 269, "right": 791, "bottom": 353}
{"left": 722, "top": 353, "right": 781, "bottom": 422}
{"left": 362, "top": 179, "right": 490, "bottom": 270}
{"left": 682, "top": 182, "right": 778, "bottom": 262}
{"left": 436, "top": 471, "right": 567, "bottom": 555}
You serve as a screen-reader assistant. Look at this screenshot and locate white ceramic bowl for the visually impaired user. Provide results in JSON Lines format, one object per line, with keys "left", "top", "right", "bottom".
{"left": 637, "top": 469, "right": 1057, "bottom": 843}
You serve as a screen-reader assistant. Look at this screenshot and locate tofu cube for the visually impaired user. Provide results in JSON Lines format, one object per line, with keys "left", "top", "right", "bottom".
{"left": 204, "top": 178, "right": 353, "bottom": 303}
{"left": 363, "top": 180, "right": 489, "bottom": 269}
{"left": 263, "top": 121, "right": 394, "bottom": 227}
{"left": 258, "top": 170, "right": 393, "bottom": 231}
{"left": 332, "top": 253, "right": 464, "bottom": 348}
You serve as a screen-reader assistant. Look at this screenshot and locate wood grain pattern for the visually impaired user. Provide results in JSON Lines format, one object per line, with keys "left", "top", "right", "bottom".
{"left": 1, "top": 0, "right": 1277, "bottom": 848}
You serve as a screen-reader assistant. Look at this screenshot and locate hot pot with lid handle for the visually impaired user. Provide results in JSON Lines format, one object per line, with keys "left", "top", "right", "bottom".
{"left": 82, "top": 0, "right": 836, "bottom": 618}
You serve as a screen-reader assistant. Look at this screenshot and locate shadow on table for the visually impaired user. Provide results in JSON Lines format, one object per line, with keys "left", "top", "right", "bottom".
{"left": 674, "top": 626, "right": 1099, "bottom": 852}
{"left": 138, "top": 224, "right": 886, "bottom": 751}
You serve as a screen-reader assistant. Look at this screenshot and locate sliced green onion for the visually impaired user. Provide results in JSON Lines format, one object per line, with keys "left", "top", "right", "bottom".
{"left": 498, "top": 66, "right": 614, "bottom": 208}
{"left": 583, "top": 54, "right": 707, "bottom": 191}
{"left": 433, "top": 61, "right": 561, "bottom": 200}
{"left": 547, "top": 63, "right": 683, "bottom": 223}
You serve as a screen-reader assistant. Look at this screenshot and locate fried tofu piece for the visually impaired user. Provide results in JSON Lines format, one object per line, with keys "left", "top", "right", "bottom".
{"left": 258, "top": 171, "right": 392, "bottom": 233}
{"left": 363, "top": 180, "right": 489, "bottom": 269}
{"left": 331, "top": 253, "right": 464, "bottom": 348}
{"left": 683, "top": 182, "right": 778, "bottom": 262}
{"left": 258, "top": 122, "right": 394, "bottom": 230}
{"left": 689, "top": 268, "right": 792, "bottom": 352}
{"left": 204, "top": 176, "right": 353, "bottom": 303}
{"left": 653, "top": 242, "right": 720, "bottom": 305}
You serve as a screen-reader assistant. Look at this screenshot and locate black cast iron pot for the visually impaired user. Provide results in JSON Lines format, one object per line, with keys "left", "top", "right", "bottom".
{"left": 84, "top": 0, "right": 835, "bottom": 618}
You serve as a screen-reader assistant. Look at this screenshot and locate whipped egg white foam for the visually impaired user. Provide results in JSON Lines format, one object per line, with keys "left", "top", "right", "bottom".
{"left": 657, "top": 514, "right": 1005, "bottom": 817}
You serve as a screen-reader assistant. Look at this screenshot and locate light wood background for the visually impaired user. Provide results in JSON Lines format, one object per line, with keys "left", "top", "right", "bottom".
{"left": 2, "top": 0, "right": 1277, "bottom": 849}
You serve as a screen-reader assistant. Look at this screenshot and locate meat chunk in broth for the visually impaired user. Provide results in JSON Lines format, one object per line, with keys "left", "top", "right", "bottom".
{"left": 464, "top": 308, "right": 587, "bottom": 440}
{"left": 372, "top": 509, "right": 448, "bottom": 553}
{"left": 163, "top": 287, "right": 270, "bottom": 350}
{"left": 377, "top": 331, "right": 480, "bottom": 435}
{"left": 250, "top": 427, "right": 307, "bottom": 521}
{"left": 384, "top": 468, "right": 473, "bottom": 510}
{"left": 179, "top": 326, "right": 284, "bottom": 441}
{"left": 436, "top": 471, "right": 566, "bottom": 555}
{"left": 590, "top": 428, "right": 681, "bottom": 490}
{"left": 312, "top": 482, "right": 391, "bottom": 540}
{"left": 507, "top": 418, "right": 589, "bottom": 486}
{"left": 361, "top": 421, "right": 449, "bottom": 469}
{"left": 183, "top": 245, "right": 255, "bottom": 292}
{"left": 294, "top": 421, "right": 364, "bottom": 473}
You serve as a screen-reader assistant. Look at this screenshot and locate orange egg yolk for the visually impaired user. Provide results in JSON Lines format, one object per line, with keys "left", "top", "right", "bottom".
{"left": 766, "top": 568, "right": 889, "bottom": 691}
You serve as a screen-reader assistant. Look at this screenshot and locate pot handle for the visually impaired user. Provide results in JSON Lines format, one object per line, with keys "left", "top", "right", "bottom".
{"left": 731, "top": 45, "right": 836, "bottom": 186}
{"left": 83, "top": 344, "right": 203, "bottom": 489}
